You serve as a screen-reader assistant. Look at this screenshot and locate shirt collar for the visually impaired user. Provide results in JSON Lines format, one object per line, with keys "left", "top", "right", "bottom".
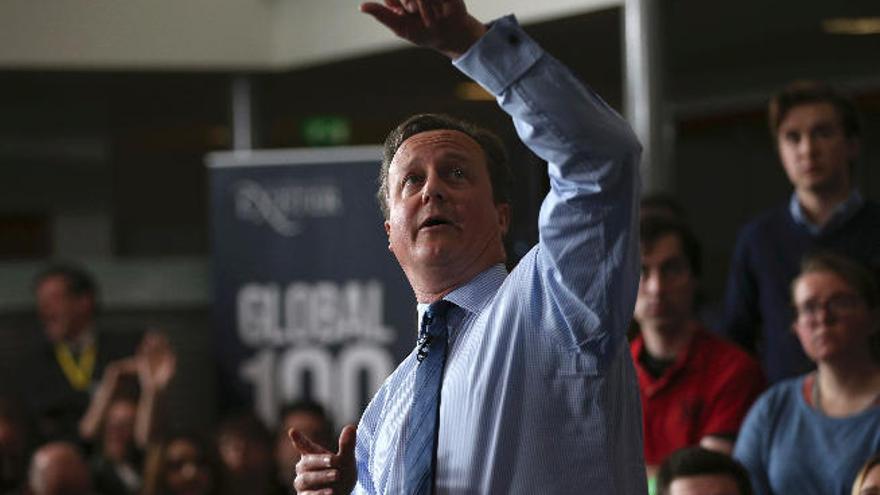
{"left": 789, "top": 190, "right": 864, "bottom": 235}
{"left": 416, "top": 264, "right": 508, "bottom": 326}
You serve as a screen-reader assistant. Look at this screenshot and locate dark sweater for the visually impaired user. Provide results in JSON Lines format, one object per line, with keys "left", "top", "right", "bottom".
{"left": 720, "top": 200, "right": 880, "bottom": 384}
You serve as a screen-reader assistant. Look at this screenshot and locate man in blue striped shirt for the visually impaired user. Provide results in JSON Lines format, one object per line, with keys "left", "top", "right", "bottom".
{"left": 291, "top": 0, "right": 647, "bottom": 493}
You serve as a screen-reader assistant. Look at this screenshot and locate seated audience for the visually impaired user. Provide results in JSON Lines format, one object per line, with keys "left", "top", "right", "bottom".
{"left": 632, "top": 216, "right": 764, "bottom": 475}
{"left": 274, "top": 400, "right": 333, "bottom": 491}
{"left": 215, "top": 412, "right": 280, "bottom": 495}
{"left": 656, "top": 447, "right": 753, "bottom": 495}
{"left": 734, "top": 252, "right": 880, "bottom": 495}
{"left": 26, "top": 442, "right": 92, "bottom": 495}
{"left": 141, "top": 431, "right": 220, "bottom": 495}
{"left": 853, "top": 454, "right": 880, "bottom": 495}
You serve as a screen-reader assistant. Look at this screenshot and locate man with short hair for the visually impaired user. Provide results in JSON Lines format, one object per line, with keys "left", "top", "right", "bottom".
{"left": 27, "top": 442, "right": 94, "bottom": 495}
{"left": 289, "top": 0, "right": 646, "bottom": 493}
{"left": 656, "top": 447, "right": 753, "bottom": 495}
{"left": 633, "top": 216, "right": 764, "bottom": 474}
{"left": 25, "top": 264, "right": 141, "bottom": 443}
{"left": 721, "top": 80, "right": 880, "bottom": 384}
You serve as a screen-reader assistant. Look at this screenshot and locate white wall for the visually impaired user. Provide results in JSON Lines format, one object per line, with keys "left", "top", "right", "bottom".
{"left": 0, "top": 0, "right": 620, "bottom": 70}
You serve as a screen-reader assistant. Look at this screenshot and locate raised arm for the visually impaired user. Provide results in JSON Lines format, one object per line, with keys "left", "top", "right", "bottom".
{"left": 453, "top": 15, "right": 642, "bottom": 356}
{"left": 133, "top": 331, "right": 177, "bottom": 448}
{"left": 79, "top": 357, "right": 137, "bottom": 441}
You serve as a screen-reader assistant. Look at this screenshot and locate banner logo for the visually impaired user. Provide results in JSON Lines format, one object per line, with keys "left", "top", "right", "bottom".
{"left": 234, "top": 180, "right": 343, "bottom": 237}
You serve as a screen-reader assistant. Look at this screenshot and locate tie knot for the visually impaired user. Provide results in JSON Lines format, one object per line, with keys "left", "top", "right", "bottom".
{"left": 416, "top": 300, "right": 454, "bottom": 363}
{"left": 423, "top": 300, "right": 453, "bottom": 325}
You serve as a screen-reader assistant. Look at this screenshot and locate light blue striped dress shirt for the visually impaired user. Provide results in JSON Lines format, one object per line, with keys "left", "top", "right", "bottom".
{"left": 354, "top": 15, "right": 646, "bottom": 494}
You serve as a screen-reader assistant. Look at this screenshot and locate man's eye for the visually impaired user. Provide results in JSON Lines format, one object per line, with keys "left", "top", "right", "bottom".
{"left": 403, "top": 175, "right": 421, "bottom": 185}
{"left": 451, "top": 168, "right": 465, "bottom": 179}
{"left": 785, "top": 132, "right": 801, "bottom": 144}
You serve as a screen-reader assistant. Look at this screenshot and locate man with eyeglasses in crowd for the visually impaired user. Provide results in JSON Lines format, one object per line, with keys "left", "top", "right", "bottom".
{"left": 632, "top": 215, "right": 764, "bottom": 480}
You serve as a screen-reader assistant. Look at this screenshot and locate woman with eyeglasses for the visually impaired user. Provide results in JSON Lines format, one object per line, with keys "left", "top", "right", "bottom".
{"left": 734, "top": 252, "right": 880, "bottom": 495}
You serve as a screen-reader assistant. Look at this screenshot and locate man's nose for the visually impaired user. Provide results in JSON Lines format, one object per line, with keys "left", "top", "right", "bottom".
{"left": 797, "top": 135, "right": 816, "bottom": 156}
{"left": 421, "top": 171, "right": 447, "bottom": 203}
{"left": 641, "top": 271, "right": 663, "bottom": 294}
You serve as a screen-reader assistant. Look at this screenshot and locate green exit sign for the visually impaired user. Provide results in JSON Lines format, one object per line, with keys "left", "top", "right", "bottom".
{"left": 301, "top": 116, "right": 352, "bottom": 146}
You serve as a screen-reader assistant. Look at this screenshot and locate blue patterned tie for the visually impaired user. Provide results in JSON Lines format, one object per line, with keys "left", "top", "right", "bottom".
{"left": 404, "top": 299, "right": 453, "bottom": 495}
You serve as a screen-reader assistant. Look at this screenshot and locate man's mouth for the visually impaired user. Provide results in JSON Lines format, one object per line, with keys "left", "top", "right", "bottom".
{"left": 420, "top": 216, "right": 453, "bottom": 229}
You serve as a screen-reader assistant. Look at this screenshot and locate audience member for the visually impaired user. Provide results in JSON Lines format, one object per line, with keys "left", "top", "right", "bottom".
{"left": 216, "top": 412, "right": 280, "bottom": 495}
{"left": 88, "top": 397, "right": 141, "bottom": 495}
{"left": 24, "top": 263, "right": 142, "bottom": 443}
{"left": 78, "top": 331, "right": 176, "bottom": 495}
{"left": 656, "top": 447, "right": 753, "bottom": 495}
{"left": 853, "top": 454, "right": 880, "bottom": 495}
{"left": 721, "top": 81, "right": 880, "bottom": 384}
{"left": 632, "top": 216, "right": 764, "bottom": 475}
{"left": 80, "top": 331, "right": 177, "bottom": 448}
{"left": 275, "top": 400, "right": 332, "bottom": 492}
{"left": 141, "top": 431, "right": 220, "bottom": 495}
{"left": 26, "top": 442, "right": 93, "bottom": 495}
{"left": 734, "top": 253, "right": 880, "bottom": 494}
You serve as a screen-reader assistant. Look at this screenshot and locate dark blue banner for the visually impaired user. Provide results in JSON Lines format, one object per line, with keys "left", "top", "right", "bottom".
{"left": 208, "top": 147, "right": 413, "bottom": 427}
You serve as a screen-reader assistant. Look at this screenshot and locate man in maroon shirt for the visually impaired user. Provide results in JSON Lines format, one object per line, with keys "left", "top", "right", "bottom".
{"left": 632, "top": 215, "right": 765, "bottom": 476}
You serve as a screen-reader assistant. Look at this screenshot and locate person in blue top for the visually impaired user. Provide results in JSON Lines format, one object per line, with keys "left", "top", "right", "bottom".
{"left": 733, "top": 252, "right": 880, "bottom": 495}
{"left": 288, "top": 0, "right": 646, "bottom": 493}
{"left": 720, "top": 81, "right": 880, "bottom": 384}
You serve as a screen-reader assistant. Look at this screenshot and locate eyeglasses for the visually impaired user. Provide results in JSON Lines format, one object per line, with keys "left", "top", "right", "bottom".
{"left": 794, "top": 293, "right": 865, "bottom": 322}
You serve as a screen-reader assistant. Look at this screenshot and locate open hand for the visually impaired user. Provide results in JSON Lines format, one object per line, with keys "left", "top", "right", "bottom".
{"left": 135, "top": 330, "right": 177, "bottom": 391}
{"left": 360, "top": 0, "right": 485, "bottom": 59}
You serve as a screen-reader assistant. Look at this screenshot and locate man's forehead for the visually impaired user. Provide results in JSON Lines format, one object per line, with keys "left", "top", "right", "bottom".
{"left": 779, "top": 102, "right": 841, "bottom": 129}
{"left": 642, "top": 232, "right": 685, "bottom": 258}
{"left": 391, "top": 129, "right": 484, "bottom": 167}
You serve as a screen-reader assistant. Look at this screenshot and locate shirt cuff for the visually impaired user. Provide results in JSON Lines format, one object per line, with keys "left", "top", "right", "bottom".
{"left": 452, "top": 15, "right": 543, "bottom": 96}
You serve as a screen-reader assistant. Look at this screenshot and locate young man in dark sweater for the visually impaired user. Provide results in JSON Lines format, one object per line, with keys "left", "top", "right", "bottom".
{"left": 721, "top": 81, "right": 880, "bottom": 384}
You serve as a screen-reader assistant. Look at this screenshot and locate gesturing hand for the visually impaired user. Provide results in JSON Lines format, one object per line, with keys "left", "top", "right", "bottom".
{"left": 290, "top": 424, "right": 357, "bottom": 495}
{"left": 360, "top": 0, "right": 486, "bottom": 59}
{"left": 135, "top": 330, "right": 177, "bottom": 392}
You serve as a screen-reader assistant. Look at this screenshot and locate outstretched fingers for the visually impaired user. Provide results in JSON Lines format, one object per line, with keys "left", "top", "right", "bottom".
{"left": 360, "top": 2, "right": 407, "bottom": 35}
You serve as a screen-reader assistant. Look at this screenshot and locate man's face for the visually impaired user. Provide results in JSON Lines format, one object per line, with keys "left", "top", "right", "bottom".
{"left": 777, "top": 102, "right": 858, "bottom": 197}
{"left": 35, "top": 276, "right": 92, "bottom": 343}
{"left": 668, "top": 473, "right": 741, "bottom": 495}
{"left": 383, "top": 130, "right": 510, "bottom": 288}
{"left": 634, "top": 234, "right": 695, "bottom": 332}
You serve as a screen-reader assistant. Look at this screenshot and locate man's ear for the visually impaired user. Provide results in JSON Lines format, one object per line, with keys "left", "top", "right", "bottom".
{"left": 496, "top": 202, "right": 511, "bottom": 236}
{"left": 384, "top": 220, "right": 392, "bottom": 250}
